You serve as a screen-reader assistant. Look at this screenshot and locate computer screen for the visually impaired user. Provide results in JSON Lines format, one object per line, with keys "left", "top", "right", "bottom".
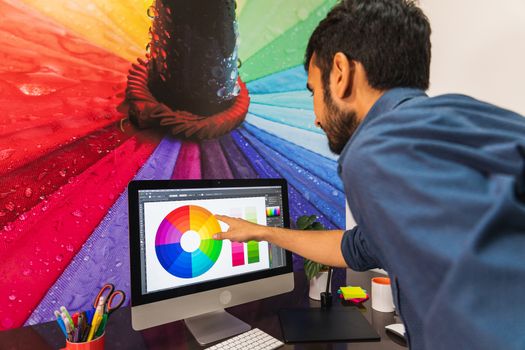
{"left": 128, "top": 179, "right": 294, "bottom": 343}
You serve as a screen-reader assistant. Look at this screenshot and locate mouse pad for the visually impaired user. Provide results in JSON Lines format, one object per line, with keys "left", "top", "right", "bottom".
{"left": 279, "top": 307, "right": 380, "bottom": 343}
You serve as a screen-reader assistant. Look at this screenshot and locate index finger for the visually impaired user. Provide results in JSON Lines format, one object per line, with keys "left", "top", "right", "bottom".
{"left": 214, "top": 214, "right": 233, "bottom": 224}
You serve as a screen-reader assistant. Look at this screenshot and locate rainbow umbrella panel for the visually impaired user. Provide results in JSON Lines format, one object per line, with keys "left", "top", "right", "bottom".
{"left": 0, "top": 0, "right": 344, "bottom": 329}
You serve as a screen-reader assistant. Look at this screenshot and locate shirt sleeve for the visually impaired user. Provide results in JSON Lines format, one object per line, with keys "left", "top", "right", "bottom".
{"left": 340, "top": 226, "right": 381, "bottom": 271}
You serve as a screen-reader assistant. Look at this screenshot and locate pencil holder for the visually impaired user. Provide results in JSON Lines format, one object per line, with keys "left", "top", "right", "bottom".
{"left": 61, "top": 332, "right": 105, "bottom": 350}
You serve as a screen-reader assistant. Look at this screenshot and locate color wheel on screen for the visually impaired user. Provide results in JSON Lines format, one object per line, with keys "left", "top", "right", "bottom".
{"left": 155, "top": 205, "right": 223, "bottom": 278}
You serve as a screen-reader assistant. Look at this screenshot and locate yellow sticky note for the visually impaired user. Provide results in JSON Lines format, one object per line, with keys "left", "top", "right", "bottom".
{"left": 340, "top": 286, "right": 367, "bottom": 299}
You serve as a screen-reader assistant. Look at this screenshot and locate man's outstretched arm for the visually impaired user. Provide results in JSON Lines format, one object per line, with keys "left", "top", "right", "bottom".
{"left": 213, "top": 215, "right": 347, "bottom": 268}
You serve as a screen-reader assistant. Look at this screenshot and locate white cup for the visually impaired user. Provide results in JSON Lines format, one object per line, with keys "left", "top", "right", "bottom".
{"left": 371, "top": 277, "right": 395, "bottom": 312}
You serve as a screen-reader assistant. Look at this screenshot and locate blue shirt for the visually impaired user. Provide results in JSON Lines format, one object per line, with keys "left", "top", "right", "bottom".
{"left": 339, "top": 88, "right": 525, "bottom": 350}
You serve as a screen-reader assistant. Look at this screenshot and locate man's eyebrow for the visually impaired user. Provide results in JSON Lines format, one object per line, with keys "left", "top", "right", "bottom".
{"left": 306, "top": 83, "right": 313, "bottom": 92}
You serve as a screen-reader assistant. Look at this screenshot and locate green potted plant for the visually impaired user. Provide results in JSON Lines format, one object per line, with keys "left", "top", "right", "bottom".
{"left": 295, "top": 215, "right": 332, "bottom": 300}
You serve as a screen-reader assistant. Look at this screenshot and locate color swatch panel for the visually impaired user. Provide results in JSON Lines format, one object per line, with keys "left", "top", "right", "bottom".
{"left": 231, "top": 242, "right": 245, "bottom": 267}
{"left": 266, "top": 206, "right": 281, "bottom": 217}
{"left": 247, "top": 241, "right": 260, "bottom": 264}
{"left": 155, "top": 205, "right": 223, "bottom": 278}
{"left": 245, "top": 206, "right": 258, "bottom": 223}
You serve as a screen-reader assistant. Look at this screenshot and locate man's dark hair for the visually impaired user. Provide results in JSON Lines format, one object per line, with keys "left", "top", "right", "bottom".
{"left": 305, "top": 0, "right": 431, "bottom": 91}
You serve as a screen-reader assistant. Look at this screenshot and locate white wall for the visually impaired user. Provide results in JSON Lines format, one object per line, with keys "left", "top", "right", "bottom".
{"left": 419, "top": 0, "right": 525, "bottom": 115}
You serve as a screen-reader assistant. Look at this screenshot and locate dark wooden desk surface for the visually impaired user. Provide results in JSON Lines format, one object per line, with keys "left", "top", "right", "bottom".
{"left": 0, "top": 270, "right": 407, "bottom": 350}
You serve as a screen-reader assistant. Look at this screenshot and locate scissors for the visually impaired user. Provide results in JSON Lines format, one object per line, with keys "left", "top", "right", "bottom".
{"left": 93, "top": 283, "right": 126, "bottom": 316}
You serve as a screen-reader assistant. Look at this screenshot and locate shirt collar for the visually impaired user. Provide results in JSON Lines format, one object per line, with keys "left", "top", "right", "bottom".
{"left": 338, "top": 87, "right": 427, "bottom": 167}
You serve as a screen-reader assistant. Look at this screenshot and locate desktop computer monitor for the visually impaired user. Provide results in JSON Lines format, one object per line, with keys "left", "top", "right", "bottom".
{"left": 128, "top": 179, "right": 294, "bottom": 345}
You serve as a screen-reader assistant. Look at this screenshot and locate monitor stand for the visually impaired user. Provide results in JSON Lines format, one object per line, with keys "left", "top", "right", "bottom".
{"left": 184, "top": 309, "right": 251, "bottom": 345}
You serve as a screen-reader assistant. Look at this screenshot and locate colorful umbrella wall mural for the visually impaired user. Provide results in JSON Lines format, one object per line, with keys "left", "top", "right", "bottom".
{"left": 0, "top": 0, "right": 344, "bottom": 329}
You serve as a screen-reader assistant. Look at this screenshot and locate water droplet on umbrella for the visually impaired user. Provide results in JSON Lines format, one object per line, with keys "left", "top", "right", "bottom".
{"left": 233, "top": 21, "right": 239, "bottom": 36}
{"left": 71, "top": 209, "right": 83, "bottom": 218}
{"left": 59, "top": 170, "right": 67, "bottom": 177}
{"left": 24, "top": 187, "right": 32, "bottom": 198}
{"left": 217, "top": 87, "right": 228, "bottom": 98}
{"left": 22, "top": 268, "right": 32, "bottom": 276}
{"left": 115, "top": 261, "right": 123, "bottom": 268}
{"left": 38, "top": 171, "right": 47, "bottom": 180}
{"left": 297, "top": 8, "right": 309, "bottom": 21}
{"left": 5, "top": 202, "right": 15, "bottom": 212}
{"left": 55, "top": 254, "right": 63, "bottom": 262}
{"left": 232, "top": 83, "right": 241, "bottom": 96}
{"left": 0, "top": 149, "right": 15, "bottom": 161}
{"left": 83, "top": 256, "right": 90, "bottom": 262}
{"left": 18, "top": 213, "right": 27, "bottom": 221}
{"left": 66, "top": 244, "right": 74, "bottom": 252}
{"left": 8, "top": 295, "right": 16, "bottom": 301}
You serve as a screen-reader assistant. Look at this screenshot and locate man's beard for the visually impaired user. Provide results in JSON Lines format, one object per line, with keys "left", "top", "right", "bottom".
{"left": 322, "top": 89, "right": 360, "bottom": 155}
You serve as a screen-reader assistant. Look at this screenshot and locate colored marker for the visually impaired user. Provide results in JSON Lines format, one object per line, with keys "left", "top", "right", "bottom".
{"left": 73, "top": 327, "right": 80, "bottom": 343}
{"left": 63, "top": 317, "right": 73, "bottom": 342}
{"left": 72, "top": 312, "right": 79, "bottom": 328}
{"left": 76, "top": 313, "right": 85, "bottom": 342}
{"left": 60, "top": 311, "right": 70, "bottom": 332}
{"left": 60, "top": 306, "right": 74, "bottom": 328}
{"left": 54, "top": 310, "right": 68, "bottom": 337}
{"left": 85, "top": 309, "right": 95, "bottom": 325}
{"left": 94, "top": 313, "right": 108, "bottom": 338}
{"left": 87, "top": 313, "right": 101, "bottom": 342}
{"left": 82, "top": 325, "right": 91, "bottom": 342}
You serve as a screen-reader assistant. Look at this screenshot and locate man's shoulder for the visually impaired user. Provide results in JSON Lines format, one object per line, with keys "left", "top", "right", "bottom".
{"left": 361, "top": 92, "right": 525, "bottom": 138}
{"left": 339, "top": 92, "right": 525, "bottom": 171}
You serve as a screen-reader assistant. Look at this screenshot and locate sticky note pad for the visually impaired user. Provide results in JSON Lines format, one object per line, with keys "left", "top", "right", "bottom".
{"left": 340, "top": 286, "right": 367, "bottom": 299}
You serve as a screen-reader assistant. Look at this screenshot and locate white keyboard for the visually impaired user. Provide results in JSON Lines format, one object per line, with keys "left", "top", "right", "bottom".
{"left": 205, "top": 328, "right": 284, "bottom": 350}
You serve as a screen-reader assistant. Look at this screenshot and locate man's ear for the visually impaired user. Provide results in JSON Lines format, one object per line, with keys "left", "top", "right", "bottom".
{"left": 331, "top": 52, "right": 354, "bottom": 100}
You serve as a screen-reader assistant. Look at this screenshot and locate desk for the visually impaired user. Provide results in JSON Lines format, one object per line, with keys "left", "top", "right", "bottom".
{"left": 0, "top": 270, "right": 407, "bottom": 349}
